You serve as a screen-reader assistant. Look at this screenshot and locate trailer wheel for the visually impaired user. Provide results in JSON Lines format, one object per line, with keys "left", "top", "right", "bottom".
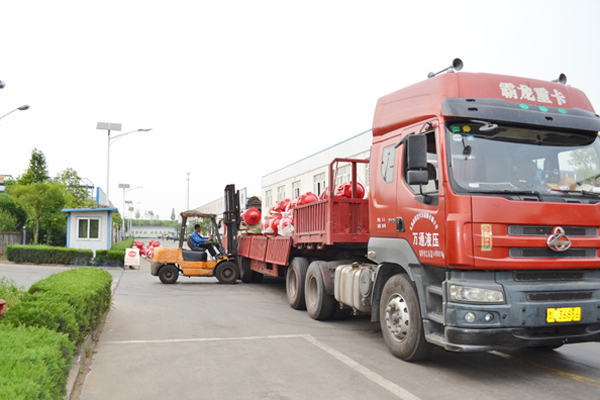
{"left": 380, "top": 274, "right": 432, "bottom": 361}
{"left": 286, "top": 257, "right": 308, "bottom": 309}
{"left": 215, "top": 261, "right": 238, "bottom": 284}
{"left": 159, "top": 264, "right": 179, "bottom": 284}
{"left": 305, "top": 261, "right": 336, "bottom": 320}
{"left": 239, "top": 256, "right": 252, "bottom": 283}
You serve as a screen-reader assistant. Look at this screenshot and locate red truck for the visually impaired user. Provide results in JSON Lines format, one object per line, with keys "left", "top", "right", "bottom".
{"left": 236, "top": 59, "right": 600, "bottom": 361}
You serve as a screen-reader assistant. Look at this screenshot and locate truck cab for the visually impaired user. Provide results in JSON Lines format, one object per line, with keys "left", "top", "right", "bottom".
{"left": 367, "top": 70, "right": 600, "bottom": 358}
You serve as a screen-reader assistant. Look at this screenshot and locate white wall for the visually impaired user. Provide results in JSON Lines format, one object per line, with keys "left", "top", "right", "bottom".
{"left": 261, "top": 130, "right": 372, "bottom": 210}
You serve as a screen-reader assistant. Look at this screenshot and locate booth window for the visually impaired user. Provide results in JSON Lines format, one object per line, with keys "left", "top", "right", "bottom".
{"left": 78, "top": 218, "right": 100, "bottom": 239}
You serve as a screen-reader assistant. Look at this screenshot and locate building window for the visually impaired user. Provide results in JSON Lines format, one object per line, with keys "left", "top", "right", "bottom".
{"left": 335, "top": 164, "right": 351, "bottom": 185}
{"left": 78, "top": 218, "right": 100, "bottom": 240}
{"left": 265, "top": 189, "right": 273, "bottom": 209}
{"left": 277, "top": 185, "right": 286, "bottom": 201}
{"left": 314, "top": 172, "right": 326, "bottom": 195}
{"left": 292, "top": 181, "right": 301, "bottom": 197}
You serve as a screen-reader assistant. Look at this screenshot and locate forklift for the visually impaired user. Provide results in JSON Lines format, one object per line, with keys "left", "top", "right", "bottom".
{"left": 150, "top": 185, "right": 241, "bottom": 284}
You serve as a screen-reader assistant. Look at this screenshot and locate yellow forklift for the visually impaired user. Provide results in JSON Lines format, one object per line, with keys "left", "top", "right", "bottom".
{"left": 151, "top": 197, "right": 240, "bottom": 284}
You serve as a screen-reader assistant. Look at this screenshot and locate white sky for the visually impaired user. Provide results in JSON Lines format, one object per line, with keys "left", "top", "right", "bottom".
{"left": 2, "top": 1, "right": 599, "bottom": 219}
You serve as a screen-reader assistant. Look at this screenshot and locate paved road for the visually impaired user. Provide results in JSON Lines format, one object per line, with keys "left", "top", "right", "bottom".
{"left": 75, "top": 245, "right": 600, "bottom": 400}
{"left": 0, "top": 263, "right": 122, "bottom": 290}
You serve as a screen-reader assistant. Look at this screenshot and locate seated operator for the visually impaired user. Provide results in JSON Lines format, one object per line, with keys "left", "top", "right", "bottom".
{"left": 190, "top": 224, "right": 218, "bottom": 257}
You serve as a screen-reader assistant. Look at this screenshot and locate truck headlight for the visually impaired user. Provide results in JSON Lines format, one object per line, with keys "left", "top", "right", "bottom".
{"left": 449, "top": 285, "right": 504, "bottom": 303}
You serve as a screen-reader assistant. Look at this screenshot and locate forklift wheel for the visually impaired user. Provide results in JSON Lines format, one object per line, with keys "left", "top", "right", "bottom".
{"left": 215, "top": 261, "right": 238, "bottom": 284}
{"left": 159, "top": 265, "right": 179, "bottom": 284}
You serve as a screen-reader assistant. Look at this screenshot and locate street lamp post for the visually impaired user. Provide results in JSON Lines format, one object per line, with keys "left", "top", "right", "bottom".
{"left": 118, "top": 183, "right": 130, "bottom": 238}
{"left": 0, "top": 105, "right": 30, "bottom": 122}
{"left": 121, "top": 185, "right": 142, "bottom": 237}
{"left": 96, "top": 123, "right": 151, "bottom": 204}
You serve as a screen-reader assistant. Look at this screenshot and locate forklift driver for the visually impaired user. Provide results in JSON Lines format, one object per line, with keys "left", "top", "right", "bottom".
{"left": 190, "top": 224, "right": 218, "bottom": 257}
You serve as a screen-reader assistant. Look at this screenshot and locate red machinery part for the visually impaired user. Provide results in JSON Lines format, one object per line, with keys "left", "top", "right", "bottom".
{"left": 243, "top": 208, "right": 261, "bottom": 225}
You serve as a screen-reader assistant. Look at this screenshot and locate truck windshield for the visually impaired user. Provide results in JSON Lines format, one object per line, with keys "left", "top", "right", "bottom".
{"left": 446, "top": 121, "right": 600, "bottom": 196}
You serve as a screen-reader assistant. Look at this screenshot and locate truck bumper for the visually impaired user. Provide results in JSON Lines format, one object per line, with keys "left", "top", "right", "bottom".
{"left": 423, "top": 269, "right": 600, "bottom": 352}
{"left": 441, "top": 324, "right": 600, "bottom": 352}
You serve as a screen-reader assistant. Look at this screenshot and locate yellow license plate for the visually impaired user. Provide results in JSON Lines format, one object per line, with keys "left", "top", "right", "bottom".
{"left": 546, "top": 307, "right": 581, "bottom": 323}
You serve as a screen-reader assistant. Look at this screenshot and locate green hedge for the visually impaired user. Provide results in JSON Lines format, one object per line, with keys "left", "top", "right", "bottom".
{"left": 94, "top": 249, "right": 125, "bottom": 267}
{"left": 0, "top": 277, "right": 25, "bottom": 309}
{"left": 111, "top": 237, "right": 134, "bottom": 251}
{"left": 6, "top": 244, "right": 93, "bottom": 265}
{"left": 0, "top": 268, "right": 111, "bottom": 399}
{"left": 0, "top": 325, "right": 74, "bottom": 400}
{"left": 3, "top": 268, "right": 112, "bottom": 344}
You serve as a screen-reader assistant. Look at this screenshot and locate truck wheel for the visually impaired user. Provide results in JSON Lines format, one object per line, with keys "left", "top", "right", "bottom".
{"left": 305, "top": 261, "right": 336, "bottom": 320}
{"left": 215, "top": 261, "right": 238, "bottom": 284}
{"left": 252, "top": 272, "right": 264, "bottom": 283}
{"left": 286, "top": 257, "right": 308, "bottom": 310}
{"left": 239, "top": 256, "right": 252, "bottom": 283}
{"left": 380, "top": 274, "right": 432, "bottom": 361}
{"left": 159, "top": 264, "right": 179, "bottom": 284}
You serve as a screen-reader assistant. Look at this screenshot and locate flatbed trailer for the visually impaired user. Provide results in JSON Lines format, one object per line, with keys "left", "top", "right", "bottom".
{"left": 238, "top": 158, "right": 370, "bottom": 279}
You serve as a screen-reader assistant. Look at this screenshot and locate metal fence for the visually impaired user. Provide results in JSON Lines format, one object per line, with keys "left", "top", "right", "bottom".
{"left": 0, "top": 231, "right": 21, "bottom": 255}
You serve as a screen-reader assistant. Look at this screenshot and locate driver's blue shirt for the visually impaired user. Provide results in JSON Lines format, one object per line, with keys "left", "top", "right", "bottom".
{"left": 191, "top": 231, "right": 208, "bottom": 247}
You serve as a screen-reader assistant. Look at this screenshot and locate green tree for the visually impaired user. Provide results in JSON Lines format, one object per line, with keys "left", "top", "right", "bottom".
{"left": 7, "top": 182, "right": 66, "bottom": 244}
{"left": 17, "top": 148, "right": 50, "bottom": 185}
{"left": 0, "top": 209, "right": 17, "bottom": 231}
{"left": 55, "top": 168, "right": 92, "bottom": 207}
{"left": 0, "top": 193, "right": 28, "bottom": 229}
{"left": 171, "top": 208, "right": 176, "bottom": 221}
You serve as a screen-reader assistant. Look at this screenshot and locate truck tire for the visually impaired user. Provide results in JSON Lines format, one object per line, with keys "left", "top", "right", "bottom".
{"left": 380, "top": 274, "right": 432, "bottom": 361}
{"left": 305, "top": 261, "right": 336, "bottom": 320}
{"left": 286, "top": 257, "right": 308, "bottom": 310}
{"left": 239, "top": 256, "right": 252, "bottom": 283}
{"left": 215, "top": 261, "right": 238, "bottom": 284}
{"left": 252, "top": 272, "right": 264, "bottom": 283}
{"left": 159, "top": 264, "right": 179, "bottom": 284}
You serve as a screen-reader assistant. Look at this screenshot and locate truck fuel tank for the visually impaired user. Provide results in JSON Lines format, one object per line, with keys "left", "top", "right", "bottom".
{"left": 334, "top": 262, "right": 374, "bottom": 313}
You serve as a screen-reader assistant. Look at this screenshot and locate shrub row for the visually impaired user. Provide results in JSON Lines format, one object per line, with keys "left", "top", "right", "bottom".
{"left": 6, "top": 244, "right": 133, "bottom": 267}
{"left": 0, "top": 325, "right": 74, "bottom": 400}
{"left": 0, "top": 268, "right": 112, "bottom": 399}
{"left": 6, "top": 244, "right": 93, "bottom": 265}
{"left": 111, "top": 237, "right": 134, "bottom": 251}
{"left": 4, "top": 268, "right": 113, "bottom": 344}
{"left": 94, "top": 249, "right": 126, "bottom": 267}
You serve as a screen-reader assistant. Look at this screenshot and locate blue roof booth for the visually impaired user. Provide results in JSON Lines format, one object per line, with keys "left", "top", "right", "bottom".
{"left": 62, "top": 207, "right": 118, "bottom": 253}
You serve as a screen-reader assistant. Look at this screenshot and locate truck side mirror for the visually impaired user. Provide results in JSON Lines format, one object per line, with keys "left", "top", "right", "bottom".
{"left": 406, "top": 135, "right": 429, "bottom": 185}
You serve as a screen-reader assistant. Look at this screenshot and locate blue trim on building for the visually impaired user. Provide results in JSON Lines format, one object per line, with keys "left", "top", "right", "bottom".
{"left": 62, "top": 208, "right": 118, "bottom": 213}
{"left": 66, "top": 212, "right": 71, "bottom": 247}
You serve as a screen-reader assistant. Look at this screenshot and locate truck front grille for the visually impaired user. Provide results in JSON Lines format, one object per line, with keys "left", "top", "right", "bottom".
{"left": 526, "top": 291, "right": 594, "bottom": 302}
{"left": 509, "top": 248, "right": 596, "bottom": 258}
{"left": 514, "top": 271, "right": 584, "bottom": 281}
{"left": 508, "top": 226, "right": 597, "bottom": 237}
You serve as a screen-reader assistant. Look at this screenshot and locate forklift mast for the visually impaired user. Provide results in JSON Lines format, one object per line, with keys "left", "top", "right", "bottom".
{"left": 223, "top": 184, "right": 240, "bottom": 256}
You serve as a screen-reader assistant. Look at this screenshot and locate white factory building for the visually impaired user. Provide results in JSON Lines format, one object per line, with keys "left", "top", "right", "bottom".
{"left": 261, "top": 129, "right": 372, "bottom": 211}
